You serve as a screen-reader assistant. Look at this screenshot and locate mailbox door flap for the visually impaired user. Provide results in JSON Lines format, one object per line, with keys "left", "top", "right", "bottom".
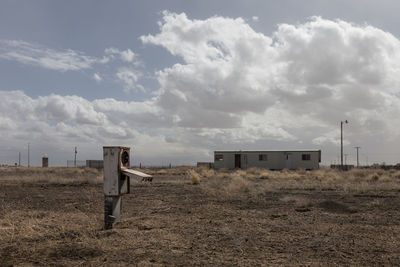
{"left": 121, "top": 168, "right": 153, "bottom": 182}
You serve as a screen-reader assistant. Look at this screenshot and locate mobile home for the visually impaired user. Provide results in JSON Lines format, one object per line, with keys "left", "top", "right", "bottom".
{"left": 214, "top": 150, "right": 321, "bottom": 170}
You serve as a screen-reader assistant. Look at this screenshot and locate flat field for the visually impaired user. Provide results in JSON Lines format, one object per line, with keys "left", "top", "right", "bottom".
{"left": 1, "top": 167, "right": 400, "bottom": 266}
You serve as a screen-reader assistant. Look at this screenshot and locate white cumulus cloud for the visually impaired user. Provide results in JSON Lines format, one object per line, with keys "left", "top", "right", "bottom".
{"left": 139, "top": 12, "right": 400, "bottom": 163}
{"left": 0, "top": 90, "right": 208, "bottom": 165}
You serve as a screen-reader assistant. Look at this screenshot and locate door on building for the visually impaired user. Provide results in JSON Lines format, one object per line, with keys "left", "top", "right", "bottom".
{"left": 243, "top": 154, "right": 248, "bottom": 169}
{"left": 235, "top": 154, "right": 241, "bottom": 168}
{"left": 285, "top": 154, "right": 292, "bottom": 169}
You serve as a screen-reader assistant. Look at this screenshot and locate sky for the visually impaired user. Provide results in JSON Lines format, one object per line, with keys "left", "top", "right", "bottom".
{"left": 1, "top": 0, "right": 400, "bottom": 166}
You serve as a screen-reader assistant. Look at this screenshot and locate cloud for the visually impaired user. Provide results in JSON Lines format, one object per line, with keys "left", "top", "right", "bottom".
{"left": 105, "top": 47, "right": 137, "bottom": 63}
{"left": 93, "top": 73, "right": 102, "bottom": 82}
{"left": 0, "top": 91, "right": 106, "bottom": 125}
{"left": 0, "top": 40, "right": 106, "bottom": 71}
{"left": 141, "top": 11, "right": 279, "bottom": 129}
{"left": 116, "top": 67, "right": 144, "bottom": 92}
{"left": 2, "top": 13, "right": 400, "bottom": 165}
{"left": 120, "top": 49, "right": 136, "bottom": 62}
{"left": 141, "top": 12, "right": 400, "bottom": 142}
{"left": 0, "top": 90, "right": 208, "bottom": 165}
{"left": 0, "top": 40, "right": 145, "bottom": 93}
{"left": 104, "top": 47, "right": 144, "bottom": 92}
{"left": 0, "top": 116, "right": 16, "bottom": 130}
{"left": 252, "top": 16, "right": 259, "bottom": 22}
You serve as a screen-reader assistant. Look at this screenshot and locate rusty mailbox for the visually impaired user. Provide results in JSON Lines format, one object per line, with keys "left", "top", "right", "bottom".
{"left": 103, "top": 146, "right": 152, "bottom": 229}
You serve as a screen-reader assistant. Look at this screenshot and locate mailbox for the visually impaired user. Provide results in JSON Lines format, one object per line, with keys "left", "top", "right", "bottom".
{"left": 103, "top": 146, "right": 152, "bottom": 229}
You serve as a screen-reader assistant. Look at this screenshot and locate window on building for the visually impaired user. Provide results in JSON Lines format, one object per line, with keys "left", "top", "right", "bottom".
{"left": 215, "top": 154, "right": 223, "bottom": 161}
{"left": 259, "top": 154, "right": 267, "bottom": 161}
{"left": 302, "top": 154, "right": 311, "bottom": 161}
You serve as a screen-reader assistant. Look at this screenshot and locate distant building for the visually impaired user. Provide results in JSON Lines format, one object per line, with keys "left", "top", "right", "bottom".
{"left": 214, "top": 150, "right": 321, "bottom": 170}
{"left": 197, "top": 162, "right": 214, "bottom": 169}
{"left": 86, "top": 160, "right": 104, "bottom": 169}
{"left": 42, "top": 154, "right": 49, "bottom": 168}
{"left": 330, "top": 164, "right": 354, "bottom": 170}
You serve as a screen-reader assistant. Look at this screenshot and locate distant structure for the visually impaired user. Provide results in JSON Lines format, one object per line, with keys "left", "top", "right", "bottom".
{"left": 86, "top": 160, "right": 104, "bottom": 169}
{"left": 197, "top": 162, "right": 214, "bottom": 169}
{"left": 214, "top": 150, "right": 321, "bottom": 170}
{"left": 331, "top": 164, "right": 354, "bottom": 171}
{"left": 42, "top": 154, "right": 49, "bottom": 168}
{"left": 67, "top": 160, "right": 86, "bottom": 168}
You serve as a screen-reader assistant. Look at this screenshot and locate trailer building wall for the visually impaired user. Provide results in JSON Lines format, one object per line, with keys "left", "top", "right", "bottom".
{"left": 214, "top": 150, "right": 321, "bottom": 170}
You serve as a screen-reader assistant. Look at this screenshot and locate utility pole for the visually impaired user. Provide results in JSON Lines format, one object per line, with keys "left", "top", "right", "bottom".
{"left": 28, "top": 143, "right": 30, "bottom": 168}
{"left": 340, "top": 120, "right": 348, "bottom": 170}
{"left": 354, "top": 146, "right": 361, "bottom": 167}
{"left": 74, "top": 147, "right": 77, "bottom": 167}
{"left": 18, "top": 152, "right": 21, "bottom": 167}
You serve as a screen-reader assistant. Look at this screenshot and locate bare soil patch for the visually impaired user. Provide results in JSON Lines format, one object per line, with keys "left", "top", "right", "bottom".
{"left": 1, "top": 167, "right": 400, "bottom": 266}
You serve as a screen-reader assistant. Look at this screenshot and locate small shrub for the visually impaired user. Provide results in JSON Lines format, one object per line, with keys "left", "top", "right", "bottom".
{"left": 392, "top": 171, "right": 400, "bottom": 180}
{"left": 312, "top": 170, "right": 326, "bottom": 180}
{"left": 233, "top": 170, "right": 247, "bottom": 177}
{"left": 287, "top": 172, "right": 302, "bottom": 180}
{"left": 259, "top": 171, "right": 272, "bottom": 179}
{"left": 197, "top": 167, "right": 215, "bottom": 178}
{"left": 296, "top": 169, "right": 307, "bottom": 175}
{"left": 227, "top": 175, "right": 249, "bottom": 194}
{"left": 367, "top": 172, "right": 380, "bottom": 182}
{"left": 379, "top": 175, "right": 392, "bottom": 183}
{"left": 187, "top": 169, "right": 201, "bottom": 184}
{"left": 349, "top": 168, "right": 369, "bottom": 178}
{"left": 215, "top": 171, "right": 230, "bottom": 179}
{"left": 157, "top": 169, "right": 167, "bottom": 175}
{"left": 246, "top": 168, "right": 262, "bottom": 175}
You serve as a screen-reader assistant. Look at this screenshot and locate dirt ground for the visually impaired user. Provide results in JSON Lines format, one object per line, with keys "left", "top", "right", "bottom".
{"left": 1, "top": 168, "right": 400, "bottom": 266}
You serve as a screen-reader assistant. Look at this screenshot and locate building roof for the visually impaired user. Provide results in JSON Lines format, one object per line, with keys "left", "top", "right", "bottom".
{"left": 214, "top": 150, "right": 321, "bottom": 153}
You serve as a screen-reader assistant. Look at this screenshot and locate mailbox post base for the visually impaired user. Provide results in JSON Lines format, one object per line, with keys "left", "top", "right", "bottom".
{"left": 104, "top": 196, "right": 121, "bottom": 229}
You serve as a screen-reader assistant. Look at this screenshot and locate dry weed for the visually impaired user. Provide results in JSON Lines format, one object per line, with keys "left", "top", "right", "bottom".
{"left": 379, "top": 175, "right": 392, "bottom": 183}
{"left": 367, "top": 172, "right": 380, "bottom": 182}
{"left": 187, "top": 169, "right": 201, "bottom": 184}
{"left": 226, "top": 175, "right": 250, "bottom": 194}
{"left": 259, "top": 171, "right": 273, "bottom": 179}
{"left": 196, "top": 167, "right": 215, "bottom": 178}
{"left": 392, "top": 171, "right": 400, "bottom": 180}
{"left": 312, "top": 170, "right": 327, "bottom": 181}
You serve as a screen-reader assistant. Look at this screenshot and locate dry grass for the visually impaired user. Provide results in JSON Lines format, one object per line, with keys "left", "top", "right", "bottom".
{"left": 1, "top": 166, "right": 400, "bottom": 265}
{"left": 142, "top": 166, "right": 193, "bottom": 176}
{"left": 0, "top": 167, "right": 103, "bottom": 184}
{"left": 0, "top": 180, "right": 103, "bottom": 266}
{"left": 188, "top": 167, "right": 400, "bottom": 194}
